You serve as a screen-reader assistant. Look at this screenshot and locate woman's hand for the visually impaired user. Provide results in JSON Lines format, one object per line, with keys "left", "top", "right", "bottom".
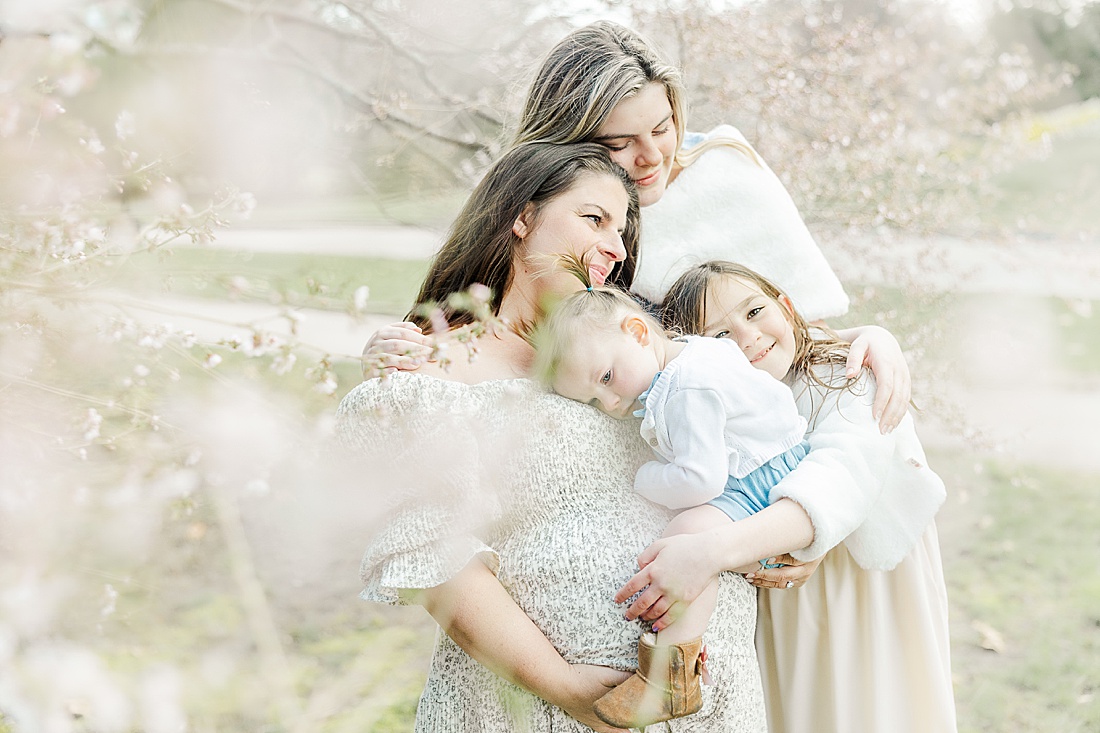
{"left": 548, "top": 664, "right": 632, "bottom": 733}
{"left": 842, "top": 325, "right": 911, "bottom": 434}
{"left": 614, "top": 532, "right": 720, "bottom": 627}
{"left": 743, "top": 553, "right": 823, "bottom": 589}
{"left": 361, "top": 321, "right": 434, "bottom": 377}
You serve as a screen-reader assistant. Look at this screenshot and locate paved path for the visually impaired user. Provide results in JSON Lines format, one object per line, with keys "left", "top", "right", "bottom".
{"left": 165, "top": 227, "right": 1100, "bottom": 472}
{"left": 823, "top": 234, "right": 1100, "bottom": 300}
{"left": 209, "top": 225, "right": 441, "bottom": 260}
{"left": 203, "top": 227, "right": 1100, "bottom": 299}
{"left": 115, "top": 292, "right": 391, "bottom": 359}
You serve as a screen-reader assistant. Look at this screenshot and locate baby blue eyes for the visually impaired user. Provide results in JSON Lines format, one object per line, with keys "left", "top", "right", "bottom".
{"left": 601, "top": 370, "right": 612, "bottom": 384}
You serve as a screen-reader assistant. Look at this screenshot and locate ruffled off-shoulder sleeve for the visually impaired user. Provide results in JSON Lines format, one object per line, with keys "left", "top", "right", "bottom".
{"left": 336, "top": 375, "right": 500, "bottom": 605}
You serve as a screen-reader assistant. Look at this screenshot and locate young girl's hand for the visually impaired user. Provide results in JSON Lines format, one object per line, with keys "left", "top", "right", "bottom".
{"left": 843, "top": 325, "right": 912, "bottom": 434}
{"left": 361, "top": 321, "right": 434, "bottom": 377}
{"left": 744, "top": 553, "right": 824, "bottom": 590}
{"left": 614, "top": 532, "right": 720, "bottom": 626}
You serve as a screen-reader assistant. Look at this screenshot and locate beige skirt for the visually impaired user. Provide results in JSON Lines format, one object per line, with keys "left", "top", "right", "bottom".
{"left": 756, "top": 523, "right": 957, "bottom": 733}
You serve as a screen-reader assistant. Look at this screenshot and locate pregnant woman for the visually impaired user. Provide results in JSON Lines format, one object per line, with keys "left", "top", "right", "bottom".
{"left": 338, "top": 142, "right": 767, "bottom": 731}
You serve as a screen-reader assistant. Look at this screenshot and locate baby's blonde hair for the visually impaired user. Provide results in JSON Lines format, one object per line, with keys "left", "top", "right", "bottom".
{"left": 531, "top": 253, "right": 664, "bottom": 388}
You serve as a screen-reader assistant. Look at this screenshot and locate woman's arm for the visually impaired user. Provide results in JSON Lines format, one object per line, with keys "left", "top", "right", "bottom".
{"left": 420, "top": 558, "right": 631, "bottom": 733}
{"left": 831, "top": 324, "right": 911, "bottom": 433}
{"left": 617, "top": 372, "right": 899, "bottom": 624}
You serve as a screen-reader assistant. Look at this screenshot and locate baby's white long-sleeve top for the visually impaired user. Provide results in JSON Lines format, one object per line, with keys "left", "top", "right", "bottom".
{"left": 635, "top": 336, "right": 808, "bottom": 509}
{"left": 770, "top": 365, "right": 946, "bottom": 570}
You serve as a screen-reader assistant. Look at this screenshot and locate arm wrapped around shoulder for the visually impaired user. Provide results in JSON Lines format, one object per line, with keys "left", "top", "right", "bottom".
{"left": 336, "top": 376, "right": 500, "bottom": 604}
{"left": 768, "top": 372, "right": 945, "bottom": 570}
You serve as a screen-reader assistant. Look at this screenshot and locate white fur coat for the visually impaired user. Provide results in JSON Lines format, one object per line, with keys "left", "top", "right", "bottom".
{"left": 772, "top": 368, "right": 946, "bottom": 571}
{"left": 632, "top": 125, "right": 850, "bottom": 322}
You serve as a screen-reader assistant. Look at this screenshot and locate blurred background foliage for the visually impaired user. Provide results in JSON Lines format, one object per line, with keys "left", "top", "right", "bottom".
{"left": 5, "top": 0, "right": 1096, "bottom": 232}
{"left": 1, "top": 0, "right": 1099, "bottom": 731}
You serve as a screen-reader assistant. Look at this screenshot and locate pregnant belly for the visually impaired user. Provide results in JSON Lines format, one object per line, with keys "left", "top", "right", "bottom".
{"left": 492, "top": 504, "right": 670, "bottom": 670}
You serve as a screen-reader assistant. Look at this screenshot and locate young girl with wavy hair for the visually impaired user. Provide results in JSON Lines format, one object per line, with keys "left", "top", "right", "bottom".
{"left": 615, "top": 261, "right": 958, "bottom": 733}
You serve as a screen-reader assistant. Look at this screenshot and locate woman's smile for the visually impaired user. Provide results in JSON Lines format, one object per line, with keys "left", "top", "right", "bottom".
{"left": 589, "top": 262, "right": 610, "bottom": 285}
{"left": 635, "top": 169, "right": 661, "bottom": 187}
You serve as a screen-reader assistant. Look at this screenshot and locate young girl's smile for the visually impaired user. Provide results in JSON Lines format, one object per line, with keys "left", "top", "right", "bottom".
{"left": 701, "top": 276, "right": 797, "bottom": 380}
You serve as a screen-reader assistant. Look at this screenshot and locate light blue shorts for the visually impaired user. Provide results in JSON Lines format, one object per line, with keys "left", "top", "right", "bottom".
{"left": 706, "top": 440, "right": 810, "bottom": 569}
{"left": 706, "top": 440, "right": 811, "bottom": 522}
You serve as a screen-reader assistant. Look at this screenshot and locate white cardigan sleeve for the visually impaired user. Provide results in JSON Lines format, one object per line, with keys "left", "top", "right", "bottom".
{"left": 767, "top": 375, "right": 891, "bottom": 562}
{"left": 634, "top": 388, "right": 730, "bottom": 509}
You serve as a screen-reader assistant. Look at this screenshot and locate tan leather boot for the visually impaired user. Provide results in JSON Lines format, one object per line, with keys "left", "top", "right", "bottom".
{"left": 593, "top": 633, "right": 709, "bottom": 729}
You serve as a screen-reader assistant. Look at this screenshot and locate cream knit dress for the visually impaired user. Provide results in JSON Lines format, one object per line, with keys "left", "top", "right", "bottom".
{"left": 337, "top": 373, "right": 767, "bottom": 732}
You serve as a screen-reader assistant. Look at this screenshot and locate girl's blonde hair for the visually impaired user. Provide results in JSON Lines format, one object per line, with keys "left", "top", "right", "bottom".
{"left": 530, "top": 253, "right": 663, "bottom": 387}
{"left": 514, "top": 21, "right": 759, "bottom": 170}
{"left": 662, "top": 261, "right": 856, "bottom": 392}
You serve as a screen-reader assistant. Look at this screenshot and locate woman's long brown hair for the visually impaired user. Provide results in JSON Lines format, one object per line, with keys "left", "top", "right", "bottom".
{"left": 408, "top": 142, "right": 639, "bottom": 332}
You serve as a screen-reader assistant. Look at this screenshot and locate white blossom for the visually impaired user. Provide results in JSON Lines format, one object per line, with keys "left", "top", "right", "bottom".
{"left": 115, "top": 110, "right": 136, "bottom": 140}
{"left": 81, "top": 408, "right": 103, "bottom": 441}
{"left": 353, "top": 285, "right": 371, "bottom": 311}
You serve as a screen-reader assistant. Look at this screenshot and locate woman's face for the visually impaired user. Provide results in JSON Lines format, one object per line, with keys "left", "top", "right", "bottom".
{"left": 512, "top": 172, "right": 630, "bottom": 301}
{"left": 594, "top": 83, "right": 678, "bottom": 208}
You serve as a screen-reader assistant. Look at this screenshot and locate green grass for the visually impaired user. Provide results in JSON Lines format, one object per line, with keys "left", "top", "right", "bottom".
{"left": 1054, "top": 296, "right": 1100, "bottom": 376}
{"left": 113, "top": 248, "right": 430, "bottom": 316}
{"left": 931, "top": 452, "right": 1100, "bottom": 732}
{"left": 988, "top": 119, "right": 1100, "bottom": 238}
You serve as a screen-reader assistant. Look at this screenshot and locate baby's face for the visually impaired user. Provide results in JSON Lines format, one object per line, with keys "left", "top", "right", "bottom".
{"left": 701, "top": 276, "right": 797, "bottom": 380}
{"left": 554, "top": 329, "right": 661, "bottom": 419}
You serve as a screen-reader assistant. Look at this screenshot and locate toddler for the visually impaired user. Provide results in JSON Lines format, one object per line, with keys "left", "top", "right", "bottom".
{"left": 532, "top": 257, "right": 810, "bottom": 729}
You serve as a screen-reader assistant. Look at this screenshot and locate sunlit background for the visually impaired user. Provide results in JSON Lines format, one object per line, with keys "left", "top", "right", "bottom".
{"left": 1, "top": 0, "right": 1098, "bottom": 731}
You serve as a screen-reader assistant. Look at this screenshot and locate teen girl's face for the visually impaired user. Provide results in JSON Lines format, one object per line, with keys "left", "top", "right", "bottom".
{"left": 701, "top": 276, "right": 797, "bottom": 380}
{"left": 553, "top": 318, "right": 661, "bottom": 419}
{"left": 513, "top": 172, "right": 630, "bottom": 299}
{"left": 594, "top": 83, "right": 679, "bottom": 208}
